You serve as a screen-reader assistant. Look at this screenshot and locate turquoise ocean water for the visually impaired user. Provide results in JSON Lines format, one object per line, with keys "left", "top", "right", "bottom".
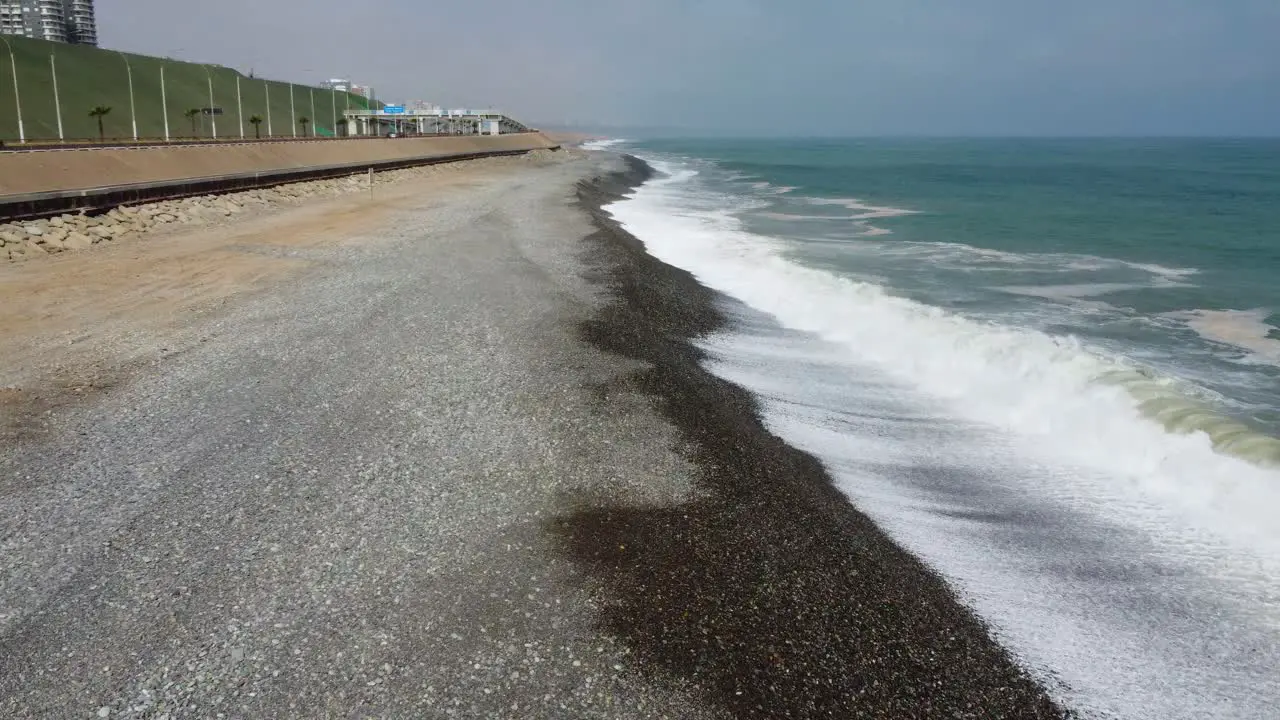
{"left": 589, "top": 138, "right": 1280, "bottom": 720}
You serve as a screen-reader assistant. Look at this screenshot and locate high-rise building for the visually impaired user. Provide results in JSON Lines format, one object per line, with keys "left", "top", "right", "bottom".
{"left": 62, "top": 0, "right": 95, "bottom": 45}
{"left": 0, "top": 0, "right": 96, "bottom": 46}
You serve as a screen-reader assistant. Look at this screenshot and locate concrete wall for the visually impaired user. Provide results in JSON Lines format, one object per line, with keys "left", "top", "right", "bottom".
{"left": 0, "top": 134, "right": 558, "bottom": 196}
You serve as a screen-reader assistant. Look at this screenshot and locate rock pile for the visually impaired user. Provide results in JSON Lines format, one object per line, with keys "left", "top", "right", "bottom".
{"left": 1, "top": 150, "right": 567, "bottom": 263}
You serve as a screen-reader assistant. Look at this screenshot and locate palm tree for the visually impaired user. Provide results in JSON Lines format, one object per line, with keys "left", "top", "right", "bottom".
{"left": 88, "top": 106, "right": 112, "bottom": 141}
{"left": 184, "top": 108, "right": 201, "bottom": 137}
{"left": 249, "top": 114, "right": 264, "bottom": 139}
{"left": 298, "top": 116, "right": 310, "bottom": 137}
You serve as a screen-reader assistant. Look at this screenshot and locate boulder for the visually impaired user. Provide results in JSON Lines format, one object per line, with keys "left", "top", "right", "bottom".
{"left": 0, "top": 231, "right": 24, "bottom": 246}
{"left": 88, "top": 226, "right": 113, "bottom": 238}
{"left": 44, "top": 227, "right": 69, "bottom": 243}
{"left": 63, "top": 232, "right": 93, "bottom": 251}
{"left": 23, "top": 225, "right": 44, "bottom": 237}
{"left": 156, "top": 214, "right": 176, "bottom": 223}
{"left": 41, "top": 236, "right": 65, "bottom": 252}
{"left": 49, "top": 216, "right": 66, "bottom": 228}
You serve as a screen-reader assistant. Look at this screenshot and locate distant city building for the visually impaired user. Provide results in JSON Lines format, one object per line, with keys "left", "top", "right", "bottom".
{"left": 409, "top": 101, "right": 443, "bottom": 115}
{"left": 0, "top": 0, "right": 97, "bottom": 45}
{"left": 320, "top": 78, "right": 370, "bottom": 98}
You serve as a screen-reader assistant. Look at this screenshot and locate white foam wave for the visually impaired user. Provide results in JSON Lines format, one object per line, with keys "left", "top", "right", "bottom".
{"left": 804, "top": 196, "right": 918, "bottom": 221}
{"left": 1129, "top": 262, "right": 1200, "bottom": 280}
{"left": 608, "top": 160, "right": 1280, "bottom": 546}
{"left": 995, "top": 283, "right": 1151, "bottom": 300}
{"left": 609, "top": 156, "right": 1280, "bottom": 720}
{"left": 840, "top": 238, "right": 1199, "bottom": 283}
{"left": 581, "top": 138, "right": 630, "bottom": 151}
{"left": 753, "top": 212, "right": 896, "bottom": 237}
{"left": 748, "top": 182, "right": 798, "bottom": 195}
{"left": 857, "top": 225, "right": 894, "bottom": 238}
{"left": 1167, "top": 309, "right": 1280, "bottom": 365}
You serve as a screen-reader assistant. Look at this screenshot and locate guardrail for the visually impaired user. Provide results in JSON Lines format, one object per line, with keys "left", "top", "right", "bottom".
{"left": 0, "top": 130, "right": 540, "bottom": 153}
{"left": 0, "top": 143, "right": 557, "bottom": 223}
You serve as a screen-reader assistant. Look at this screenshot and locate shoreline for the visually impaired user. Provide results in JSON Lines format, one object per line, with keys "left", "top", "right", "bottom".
{"left": 555, "top": 154, "right": 1070, "bottom": 718}
{"left": 0, "top": 149, "right": 1070, "bottom": 717}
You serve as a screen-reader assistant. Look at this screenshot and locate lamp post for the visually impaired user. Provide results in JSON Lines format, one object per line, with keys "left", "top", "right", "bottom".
{"left": 160, "top": 64, "right": 170, "bottom": 141}
{"left": 203, "top": 65, "right": 217, "bottom": 139}
{"left": 289, "top": 82, "right": 296, "bottom": 137}
{"left": 330, "top": 87, "right": 337, "bottom": 138}
{"left": 50, "top": 51, "right": 63, "bottom": 141}
{"left": 115, "top": 51, "right": 138, "bottom": 140}
{"left": 159, "top": 49, "right": 182, "bottom": 143}
{"left": 309, "top": 87, "right": 315, "bottom": 137}
{"left": 1, "top": 36, "right": 25, "bottom": 143}
{"left": 236, "top": 74, "right": 244, "bottom": 139}
{"left": 264, "top": 80, "right": 272, "bottom": 137}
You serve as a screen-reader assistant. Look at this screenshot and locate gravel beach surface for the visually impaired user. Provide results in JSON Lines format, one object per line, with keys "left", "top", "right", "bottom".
{"left": 1, "top": 151, "right": 1067, "bottom": 718}
{"left": 558, "top": 156, "right": 1067, "bottom": 720}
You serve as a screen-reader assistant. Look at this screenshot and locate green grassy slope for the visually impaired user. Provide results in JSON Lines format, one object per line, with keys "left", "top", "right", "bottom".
{"left": 0, "top": 36, "right": 373, "bottom": 142}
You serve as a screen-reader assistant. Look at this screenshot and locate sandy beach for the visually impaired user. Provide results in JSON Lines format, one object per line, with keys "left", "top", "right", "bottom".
{"left": 0, "top": 150, "right": 1065, "bottom": 718}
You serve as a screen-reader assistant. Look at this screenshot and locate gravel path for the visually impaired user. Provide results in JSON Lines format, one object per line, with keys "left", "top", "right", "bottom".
{"left": 1, "top": 153, "right": 717, "bottom": 719}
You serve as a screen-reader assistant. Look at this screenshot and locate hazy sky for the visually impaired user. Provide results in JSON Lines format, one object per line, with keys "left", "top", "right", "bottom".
{"left": 101, "top": 0, "right": 1280, "bottom": 135}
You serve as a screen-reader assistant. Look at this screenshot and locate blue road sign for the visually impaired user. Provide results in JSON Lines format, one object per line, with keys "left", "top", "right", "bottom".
{"left": 382, "top": 106, "right": 405, "bottom": 114}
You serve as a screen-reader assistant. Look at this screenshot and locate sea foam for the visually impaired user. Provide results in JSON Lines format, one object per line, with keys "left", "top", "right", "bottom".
{"left": 608, "top": 158, "right": 1280, "bottom": 551}
{"left": 606, "top": 151, "right": 1280, "bottom": 720}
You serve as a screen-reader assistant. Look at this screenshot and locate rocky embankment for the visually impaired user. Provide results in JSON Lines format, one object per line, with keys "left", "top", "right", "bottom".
{"left": 1, "top": 149, "right": 562, "bottom": 262}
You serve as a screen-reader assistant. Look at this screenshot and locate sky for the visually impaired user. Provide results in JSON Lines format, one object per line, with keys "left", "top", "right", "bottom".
{"left": 100, "top": 0, "right": 1280, "bottom": 136}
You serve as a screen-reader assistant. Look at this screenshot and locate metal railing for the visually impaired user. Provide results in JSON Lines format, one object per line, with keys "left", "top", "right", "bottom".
{"left": 0, "top": 129, "right": 538, "bottom": 152}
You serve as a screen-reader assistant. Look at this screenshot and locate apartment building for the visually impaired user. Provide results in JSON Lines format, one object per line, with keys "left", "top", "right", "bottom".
{"left": 0, "top": 0, "right": 97, "bottom": 46}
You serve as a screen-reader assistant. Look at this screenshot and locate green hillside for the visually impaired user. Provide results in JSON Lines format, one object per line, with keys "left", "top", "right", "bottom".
{"left": 0, "top": 36, "right": 374, "bottom": 142}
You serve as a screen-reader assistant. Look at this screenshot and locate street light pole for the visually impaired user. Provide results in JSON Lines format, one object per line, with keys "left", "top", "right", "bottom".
{"left": 204, "top": 66, "right": 217, "bottom": 139}
{"left": 330, "top": 88, "right": 337, "bottom": 138}
{"left": 309, "top": 87, "right": 315, "bottom": 138}
{"left": 289, "top": 83, "right": 296, "bottom": 137}
{"left": 264, "top": 81, "right": 272, "bottom": 137}
{"left": 236, "top": 75, "right": 244, "bottom": 138}
{"left": 1, "top": 37, "right": 25, "bottom": 143}
{"left": 158, "top": 49, "right": 182, "bottom": 143}
{"left": 50, "top": 52, "right": 63, "bottom": 141}
{"left": 160, "top": 64, "right": 170, "bottom": 141}
{"left": 116, "top": 51, "right": 138, "bottom": 140}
